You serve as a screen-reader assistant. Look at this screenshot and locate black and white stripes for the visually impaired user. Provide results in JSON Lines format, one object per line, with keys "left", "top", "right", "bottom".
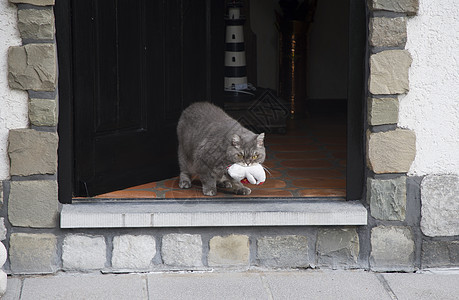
{"left": 224, "top": 2, "right": 248, "bottom": 91}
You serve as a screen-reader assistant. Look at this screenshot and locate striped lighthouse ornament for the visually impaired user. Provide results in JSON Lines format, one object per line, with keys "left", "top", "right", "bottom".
{"left": 224, "top": 1, "right": 254, "bottom": 101}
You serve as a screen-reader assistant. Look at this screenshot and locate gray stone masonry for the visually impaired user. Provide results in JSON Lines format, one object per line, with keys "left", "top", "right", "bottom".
{"left": 8, "top": 180, "right": 58, "bottom": 228}
{"left": 369, "top": 50, "right": 412, "bottom": 95}
{"left": 421, "top": 175, "right": 459, "bottom": 237}
{"left": 367, "top": 129, "right": 416, "bottom": 174}
{"left": 17, "top": 8, "right": 55, "bottom": 40}
{"left": 112, "top": 235, "right": 156, "bottom": 270}
{"left": 422, "top": 241, "right": 459, "bottom": 268}
{"left": 370, "top": 226, "right": 415, "bottom": 272}
{"left": 29, "top": 97, "right": 58, "bottom": 126}
{"left": 368, "top": 176, "right": 406, "bottom": 221}
{"left": 62, "top": 235, "right": 106, "bottom": 271}
{"left": 8, "top": 43, "right": 56, "bottom": 91}
{"left": 370, "top": 17, "right": 407, "bottom": 48}
{"left": 367, "top": 97, "right": 399, "bottom": 125}
{"left": 208, "top": 235, "right": 249, "bottom": 267}
{"left": 257, "top": 235, "right": 309, "bottom": 268}
{"left": 316, "top": 228, "right": 359, "bottom": 269}
{"left": 369, "top": 0, "right": 419, "bottom": 15}
{"left": 9, "top": 0, "right": 55, "bottom": 6}
{"left": 0, "top": 182, "right": 2, "bottom": 206}
{"left": 161, "top": 234, "right": 203, "bottom": 267}
{"left": 9, "top": 233, "right": 58, "bottom": 274}
{"left": 8, "top": 129, "right": 58, "bottom": 176}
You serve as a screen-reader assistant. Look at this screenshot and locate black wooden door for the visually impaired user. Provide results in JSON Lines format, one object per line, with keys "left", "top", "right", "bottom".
{"left": 62, "top": 0, "right": 224, "bottom": 197}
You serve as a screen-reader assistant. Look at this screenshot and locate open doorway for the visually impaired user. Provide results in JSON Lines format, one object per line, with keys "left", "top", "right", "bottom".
{"left": 56, "top": 0, "right": 365, "bottom": 202}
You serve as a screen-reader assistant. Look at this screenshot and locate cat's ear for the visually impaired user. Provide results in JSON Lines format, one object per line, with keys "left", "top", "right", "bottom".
{"left": 232, "top": 134, "right": 241, "bottom": 148}
{"left": 256, "top": 133, "right": 265, "bottom": 148}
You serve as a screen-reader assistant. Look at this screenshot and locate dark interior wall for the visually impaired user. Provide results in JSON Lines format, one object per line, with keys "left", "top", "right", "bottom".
{"left": 249, "top": 0, "right": 349, "bottom": 101}
{"left": 307, "top": 0, "right": 349, "bottom": 100}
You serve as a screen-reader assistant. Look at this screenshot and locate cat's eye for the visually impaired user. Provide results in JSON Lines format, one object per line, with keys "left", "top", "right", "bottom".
{"left": 252, "top": 155, "right": 258, "bottom": 159}
{"left": 237, "top": 154, "right": 243, "bottom": 159}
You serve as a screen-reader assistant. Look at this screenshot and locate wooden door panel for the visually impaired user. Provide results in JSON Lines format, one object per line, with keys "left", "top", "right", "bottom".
{"left": 116, "top": 0, "right": 147, "bottom": 131}
{"left": 58, "top": 0, "right": 225, "bottom": 197}
{"left": 71, "top": 0, "right": 179, "bottom": 196}
{"left": 183, "top": 0, "right": 208, "bottom": 105}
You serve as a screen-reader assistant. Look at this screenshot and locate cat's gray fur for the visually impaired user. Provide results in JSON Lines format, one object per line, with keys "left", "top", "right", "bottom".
{"left": 177, "top": 102, "right": 265, "bottom": 196}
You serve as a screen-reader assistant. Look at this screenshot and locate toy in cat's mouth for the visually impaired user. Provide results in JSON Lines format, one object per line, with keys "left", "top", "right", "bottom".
{"left": 227, "top": 163, "right": 266, "bottom": 185}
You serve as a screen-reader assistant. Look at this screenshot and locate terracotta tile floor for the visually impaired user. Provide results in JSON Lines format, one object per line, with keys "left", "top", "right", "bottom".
{"left": 93, "top": 114, "right": 346, "bottom": 200}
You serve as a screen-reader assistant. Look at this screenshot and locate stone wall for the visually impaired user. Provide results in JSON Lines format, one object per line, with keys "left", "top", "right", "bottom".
{"left": 0, "top": 0, "right": 58, "bottom": 293}
{"left": 7, "top": 227, "right": 365, "bottom": 274}
{"left": 366, "top": 0, "right": 418, "bottom": 271}
{"left": 366, "top": 0, "right": 459, "bottom": 271}
{"left": 5, "top": 0, "right": 59, "bottom": 229}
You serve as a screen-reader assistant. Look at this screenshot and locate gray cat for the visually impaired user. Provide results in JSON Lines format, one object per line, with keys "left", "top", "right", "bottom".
{"left": 177, "top": 102, "right": 265, "bottom": 196}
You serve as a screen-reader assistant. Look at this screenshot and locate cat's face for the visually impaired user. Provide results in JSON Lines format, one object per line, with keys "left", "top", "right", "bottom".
{"left": 227, "top": 133, "right": 265, "bottom": 166}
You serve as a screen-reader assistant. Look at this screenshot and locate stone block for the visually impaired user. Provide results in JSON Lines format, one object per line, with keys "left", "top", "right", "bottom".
{"left": 367, "top": 129, "right": 416, "bottom": 174}
{"left": 368, "top": 176, "right": 406, "bottom": 221}
{"left": 422, "top": 241, "right": 459, "bottom": 268}
{"left": 9, "top": 0, "right": 55, "bottom": 5}
{"left": 9, "top": 233, "right": 58, "bottom": 274}
{"left": 0, "top": 218, "right": 6, "bottom": 241}
{"left": 257, "top": 235, "right": 308, "bottom": 268}
{"left": 369, "top": 50, "right": 412, "bottom": 95}
{"left": 0, "top": 242, "right": 6, "bottom": 266}
{"left": 0, "top": 270, "right": 5, "bottom": 297}
{"left": 18, "top": 8, "right": 55, "bottom": 40}
{"left": 317, "top": 228, "right": 359, "bottom": 268}
{"left": 8, "top": 129, "right": 58, "bottom": 176}
{"left": 370, "top": 226, "right": 415, "bottom": 271}
{"left": 8, "top": 43, "right": 56, "bottom": 91}
{"left": 63, "top": 235, "right": 106, "bottom": 270}
{"left": 8, "top": 180, "right": 58, "bottom": 228}
{"left": 367, "top": 97, "right": 399, "bottom": 126}
{"left": 0, "top": 242, "right": 5, "bottom": 296}
{"left": 208, "top": 235, "right": 249, "bottom": 267}
{"left": 369, "top": 0, "right": 419, "bottom": 15}
{"left": 369, "top": 17, "right": 407, "bottom": 48}
{"left": 421, "top": 175, "right": 459, "bottom": 237}
{"left": 29, "top": 97, "right": 58, "bottom": 126}
{"left": 0, "top": 182, "right": 2, "bottom": 206}
{"left": 112, "top": 235, "right": 156, "bottom": 270}
{"left": 161, "top": 234, "right": 202, "bottom": 267}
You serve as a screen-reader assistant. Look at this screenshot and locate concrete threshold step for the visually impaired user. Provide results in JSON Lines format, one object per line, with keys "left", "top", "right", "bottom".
{"left": 60, "top": 199, "right": 367, "bottom": 228}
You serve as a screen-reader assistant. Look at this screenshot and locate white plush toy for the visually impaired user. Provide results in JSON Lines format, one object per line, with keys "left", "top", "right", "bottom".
{"left": 227, "top": 163, "right": 266, "bottom": 185}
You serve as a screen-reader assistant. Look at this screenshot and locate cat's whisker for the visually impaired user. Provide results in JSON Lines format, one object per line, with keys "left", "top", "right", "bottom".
{"left": 262, "top": 164, "right": 272, "bottom": 176}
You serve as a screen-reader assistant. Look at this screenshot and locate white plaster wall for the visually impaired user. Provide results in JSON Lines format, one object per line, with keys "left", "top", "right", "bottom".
{"left": 399, "top": 0, "right": 459, "bottom": 176}
{"left": 0, "top": 0, "right": 29, "bottom": 180}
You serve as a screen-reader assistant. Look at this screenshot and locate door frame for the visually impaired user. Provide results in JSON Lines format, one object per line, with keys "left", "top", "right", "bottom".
{"left": 55, "top": 0, "right": 367, "bottom": 204}
{"left": 56, "top": 0, "right": 74, "bottom": 204}
{"left": 346, "top": 0, "right": 367, "bottom": 200}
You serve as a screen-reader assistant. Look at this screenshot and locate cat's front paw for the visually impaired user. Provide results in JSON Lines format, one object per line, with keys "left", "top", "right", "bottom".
{"left": 179, "top": 179, "right": 191, "bottom": 189}
{"left": 203, "top": 187, "right": 217, "bottom": 196}
{"left": 217, "top": 181, "right": 233, "bottom": 189}
{"left": 235, "top": 186, "right": 251, "bottom": 195}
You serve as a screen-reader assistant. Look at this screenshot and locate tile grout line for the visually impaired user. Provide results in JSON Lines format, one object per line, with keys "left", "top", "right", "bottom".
{"left": 18, "top": 276, "right": 25, "bottom": 299}
{"left": 375, "top": 273, "right": 398, "bottom": 300}
{"left": 143, "top": 274, "right": 150, "bottom": 300}
{"left": 259, "top": 272, "right": 274, "bottom": 300}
